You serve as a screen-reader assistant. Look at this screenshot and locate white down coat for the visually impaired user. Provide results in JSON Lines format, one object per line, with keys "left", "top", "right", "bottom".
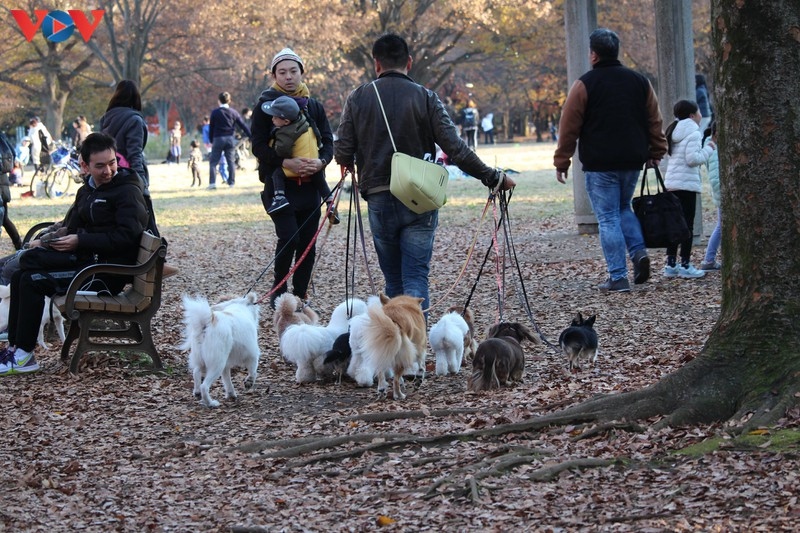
{"left": 664, "top": 118, "right": 715, "bottom": 193}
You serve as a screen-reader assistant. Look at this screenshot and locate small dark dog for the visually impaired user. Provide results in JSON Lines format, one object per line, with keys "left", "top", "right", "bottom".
{"left": 558, "top": 312, "right": 598, "bottom": 372}
{"left": 323, "top": 332, "right": 351, "bottom": 383}
{"left": 468, "top": 322, "right": 539, "bottom": 392}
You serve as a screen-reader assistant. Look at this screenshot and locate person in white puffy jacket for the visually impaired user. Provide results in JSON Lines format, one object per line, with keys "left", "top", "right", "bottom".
{"left": 663, "top": 100, "right": 716, "bottom": 279}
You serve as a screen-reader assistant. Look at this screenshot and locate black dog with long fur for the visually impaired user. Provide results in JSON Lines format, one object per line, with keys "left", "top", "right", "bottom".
{"left": 468, "top": 322, "right": 539, "bottom": 392}
{"left": 323, "top": 332, "right": 351, "bottom": 383}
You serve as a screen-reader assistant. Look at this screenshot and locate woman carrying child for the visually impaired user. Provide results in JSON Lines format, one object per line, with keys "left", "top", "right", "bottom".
{"left": 251, "top": 47, "right": 335, "bottom": 308}
{"left": 662, "top": 100, "right": 717, "bottom": 279}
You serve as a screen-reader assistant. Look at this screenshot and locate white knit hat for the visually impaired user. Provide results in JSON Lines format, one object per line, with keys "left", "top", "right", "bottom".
{"left": 270, "top": 47, "right": 304, "bottom": 73}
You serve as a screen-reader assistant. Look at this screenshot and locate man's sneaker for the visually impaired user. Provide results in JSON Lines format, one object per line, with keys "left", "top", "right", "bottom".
{"left": 700, "top": 261, "right": 722, "bottom": 271}
{"left": 663, "top": 265, "right": 680, "bottom": 278}
{"left": 205, "top": 184, "right": 217, "bottom": 190}
{"left": 267, "top": 195, "right": 289, "bottom": 214}
{"left": 597, "top": 277, "right": 631, "bottom": 292}
{"left": 1, "top": 351, "right": 39, "bottom": 375}
{"left": 0, "top": 331, "right": 7, "bottom": 342}
{"left": 677, "top": 264, "right": 706, "bottom": 279}
{"left": 632, "top": 250, "right": 650, "bottom": 284}
{"left": 326, "top": 203, "right": 340, "bottom": 225}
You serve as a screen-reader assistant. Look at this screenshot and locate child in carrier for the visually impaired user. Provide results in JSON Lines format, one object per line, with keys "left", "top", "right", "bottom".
{"left": 187, "top": 140, "right": 202, "bottom": 187}
{"left": 261, "top": 96, "right": 338, "bottom": 223}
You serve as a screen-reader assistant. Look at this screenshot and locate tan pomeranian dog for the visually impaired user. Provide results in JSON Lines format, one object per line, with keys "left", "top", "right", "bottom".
{"left": 272, "top": 293, "right": 319, "bottom": 339}
{"left": 362, "top": 293, "right": 426, "bottom": 400}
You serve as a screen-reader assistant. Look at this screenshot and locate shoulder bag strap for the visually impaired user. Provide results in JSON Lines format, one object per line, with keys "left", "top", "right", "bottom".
{"left": 371, "top": 81, "right": 398, "bottom": 153}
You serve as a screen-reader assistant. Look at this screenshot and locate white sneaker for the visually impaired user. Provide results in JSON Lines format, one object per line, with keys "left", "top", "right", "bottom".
{"left": 677, "top": 264, "right": 706, "bottom": 279}
{"left": 0, "top": 350, "right": 39, "bottom": 375}
{"left": 663, "top": 265, "right": 679, "bottom": 278}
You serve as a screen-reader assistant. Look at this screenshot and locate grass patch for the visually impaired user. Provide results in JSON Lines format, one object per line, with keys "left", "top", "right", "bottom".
{"left": 675, "top": 429, "right": 800, "bottom": 456}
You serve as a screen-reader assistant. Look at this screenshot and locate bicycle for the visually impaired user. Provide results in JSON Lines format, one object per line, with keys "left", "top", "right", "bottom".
{"left": 28, "top": 161, "right": 52, "bottom": 197}
{"left": 46, "top": 146, "right": 83, "bottom": 198}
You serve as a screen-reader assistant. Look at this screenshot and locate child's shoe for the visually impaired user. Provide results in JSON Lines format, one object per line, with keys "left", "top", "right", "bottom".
{"left": 663, "top": 265, "right": 680, "bottom": 278}
{"left": 267, "top": 195, "right": 289, "bottom": 214}
{"left": 677, "top": 264, "right": 705, "bottom": 279}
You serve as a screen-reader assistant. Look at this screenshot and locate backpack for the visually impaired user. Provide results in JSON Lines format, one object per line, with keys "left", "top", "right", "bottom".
{"left": 462, "top": 108, "right": 476, "bottom": 128}
{"left": 0, "top": 132, "right": 14, "bottom": 174}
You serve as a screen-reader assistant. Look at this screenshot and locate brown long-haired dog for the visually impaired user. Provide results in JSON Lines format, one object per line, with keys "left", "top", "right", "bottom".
{"left": 468, "top": 322, "right": 540, "bottom": 392}
{"left": 362, "top": 293, "right": 427, "bottom": 400}
{"left": 446, "top": 305, "right": 478, "bottom": 362}
{"left": 272, "top": 293, "right": 319, "bottom": 339}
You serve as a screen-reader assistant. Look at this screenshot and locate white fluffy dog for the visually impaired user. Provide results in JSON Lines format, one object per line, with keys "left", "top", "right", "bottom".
{"left": 281, "top": 298, "right": 367, "bottom": 383}
{"left": 181, "top": 292, "right": 261, "bottom": 408}
{"left": 429, "top": 311, "right": 470, "bottom": 375}
{"left": 0, "top": 284, "right": 66, "bottom": 350}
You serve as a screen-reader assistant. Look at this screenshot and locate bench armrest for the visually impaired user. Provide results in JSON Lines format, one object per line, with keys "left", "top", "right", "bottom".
{"left": 61, "top": 243, "right": 167, "bottom": 319}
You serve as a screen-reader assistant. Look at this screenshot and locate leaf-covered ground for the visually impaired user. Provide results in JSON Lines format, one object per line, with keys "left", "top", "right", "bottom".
{"left": 2, "top": 150, "right": 798, "bottom": 531}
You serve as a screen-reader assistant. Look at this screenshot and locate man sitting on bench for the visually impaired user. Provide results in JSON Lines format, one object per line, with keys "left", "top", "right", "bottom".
{"left": 0, "top": 132, "right": 148, "bottom": 376}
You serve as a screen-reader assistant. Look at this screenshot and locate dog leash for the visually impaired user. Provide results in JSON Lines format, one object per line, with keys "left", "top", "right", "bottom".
{"left": 247, "top": 174, "right": 345, "bottom": 304}
{"left": 340, "top": 166, "right": 377, "bottom": 315}
{"left": 422, "top": 194, "right": 494, "bottom": 315}
{"left": 494, "top": 189, "right": 558, "bottom": 350}
{"left": 308, "top": 180, "right": 344, "bottom": 293}
{"left": 458, "top": 189, "right": 557, "bottom": 349}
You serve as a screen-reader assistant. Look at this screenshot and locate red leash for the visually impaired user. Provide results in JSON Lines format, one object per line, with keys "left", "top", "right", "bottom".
{"left": 256, "top": 173, "right": 345, "bottom": 305}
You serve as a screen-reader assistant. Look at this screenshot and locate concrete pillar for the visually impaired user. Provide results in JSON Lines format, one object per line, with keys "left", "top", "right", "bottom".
{"left": 654, "top": 0, "right": 702, "bottom": 240}
{"left": 563, "top": 0, "right": 598, "bottom": 235}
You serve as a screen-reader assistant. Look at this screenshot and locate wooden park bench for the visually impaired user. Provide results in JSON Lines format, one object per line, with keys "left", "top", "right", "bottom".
{"left": 53, "top": 231, "right": 168, "bottom": 373}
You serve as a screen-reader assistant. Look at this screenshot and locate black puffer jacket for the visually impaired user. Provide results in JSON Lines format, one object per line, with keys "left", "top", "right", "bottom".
{"left": 335, "top": 72, "right": 500, "bottom": 196}
{"left": 65, "top": 167, "right": 148, "bottom": 265}
{"left": 99, "top": 107, "right": 150, "bottom": 192}
{"left": 251, "top": 88, "right": 333, "bottom": 194}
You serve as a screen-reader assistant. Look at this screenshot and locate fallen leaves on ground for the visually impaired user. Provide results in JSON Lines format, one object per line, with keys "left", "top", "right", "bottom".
{"left": 1, "top": 203, "right": 796, "bottom": 532}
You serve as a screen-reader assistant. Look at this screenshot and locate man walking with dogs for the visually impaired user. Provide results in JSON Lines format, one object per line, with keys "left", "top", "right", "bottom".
{"left": 335, "top": 33, "right": 514, "bottom": 312}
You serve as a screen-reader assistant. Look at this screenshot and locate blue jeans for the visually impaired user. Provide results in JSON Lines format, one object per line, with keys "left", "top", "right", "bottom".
{"left": 704, "top": 207, "right": 722, "bottom": 263}
{"left": 209, "top": 136, "right": 236, "bottom": 186}
{"left": 584, "top": 170, "right": 645, "bottom": 280}
{"left": 367, "top": 191, "right": 438, "bottom": 310}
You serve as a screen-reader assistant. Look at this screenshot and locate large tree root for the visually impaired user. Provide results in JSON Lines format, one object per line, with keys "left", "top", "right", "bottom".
{"left": 340, "top": 408, "right": 483, "bottom": 423}
{"left": 423, "top": 452, "right": 616, "bottom": 501}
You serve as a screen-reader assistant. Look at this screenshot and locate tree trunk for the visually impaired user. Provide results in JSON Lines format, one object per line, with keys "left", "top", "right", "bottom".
{"left": 558, "top": 0, "right": 800, "bottom": 430}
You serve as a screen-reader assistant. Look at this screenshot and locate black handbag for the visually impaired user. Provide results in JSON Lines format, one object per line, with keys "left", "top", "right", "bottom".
{"left": 632, "top": 165, "right": 691, "bottom": 248}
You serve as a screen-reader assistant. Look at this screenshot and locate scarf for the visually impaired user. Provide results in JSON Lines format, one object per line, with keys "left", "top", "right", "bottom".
{"left": 271, "top": 82, "right": 310, "bottom": 110}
